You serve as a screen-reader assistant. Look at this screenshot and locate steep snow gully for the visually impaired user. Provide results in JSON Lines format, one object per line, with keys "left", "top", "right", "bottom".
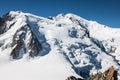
{"left": 0, "top": 11, "right": 120, "bottom": 80}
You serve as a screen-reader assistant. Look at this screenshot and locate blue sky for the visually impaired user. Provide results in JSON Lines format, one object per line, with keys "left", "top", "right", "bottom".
{"left": 0, "top": 0, "right": 120, "bottom": 28}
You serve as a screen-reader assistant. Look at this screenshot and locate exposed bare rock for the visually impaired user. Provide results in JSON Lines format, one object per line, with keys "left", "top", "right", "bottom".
{"left": 0, "top": 17, "right": 2, "bottom": 24}
{"left": 110, "top": 46, "right": 116, "bottom": 53}
{"left": 88, "top": 66, "right": 118, "bottom": 80}
{"left": 0, "top": 17, "right": 5, "bottom": 34}
{"left": 66, "top": 76, "right": 84, "bottom": 80}
{"left": 104, "top": 66, "right": 118, "bottom": 80}
{"left": 2, "top": 12, "right": 12, "bottom": 21}
{"left": 10, "top": 24, "right": 42, "bottom": 59}
{"left": 0, "top": 12, "right": 12, "bottom": 34}
{"left": 27, "top": 29, "right": 43, "bottom": 57}
{"left": 10, "top": 25, "right": 28, "bottom": 59}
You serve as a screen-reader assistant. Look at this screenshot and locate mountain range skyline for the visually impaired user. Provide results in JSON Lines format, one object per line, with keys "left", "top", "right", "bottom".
{"left": 0, "top": 0, "right": 120, "bottom": 28}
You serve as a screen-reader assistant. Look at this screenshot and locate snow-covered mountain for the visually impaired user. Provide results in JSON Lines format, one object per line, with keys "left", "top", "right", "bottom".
{"left": 0, "top": 11, "right": 120, "bottom": 80}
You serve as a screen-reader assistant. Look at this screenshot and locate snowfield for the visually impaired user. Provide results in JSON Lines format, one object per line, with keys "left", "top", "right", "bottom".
{"left": 0, "top": 11, "right": 120, "bottom": 80}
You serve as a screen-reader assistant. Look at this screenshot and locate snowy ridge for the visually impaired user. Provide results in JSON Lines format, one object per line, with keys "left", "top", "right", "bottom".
{"left": 0, "top": 11, "right": 120, "bottom": 80}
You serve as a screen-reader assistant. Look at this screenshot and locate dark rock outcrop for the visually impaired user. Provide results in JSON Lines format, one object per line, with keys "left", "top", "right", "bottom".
{"left": 0, "top": 17, "right": 5, "bottom": 34}
{"left": 88, "top": 66, "right": 118, "bottom": 80}
{"left": 10, "top": 24, "right": 42, "bottom": 59}
{"left": 28, "top": 31, "right": 43, "bottom": 57}
{"left": 66, "top": 76, "right": 84, "bottom": 80}
{"left": 0, "top": 12, "right": 12, "bottom": 34}
{"left": 0, "top": 17, "right": 3, "bottom": 24}
{"left": 66, "top": 66, "right": 118, "bottom": 80}
{"left": 10, "top": 26, "right": 27, "bottom": 59}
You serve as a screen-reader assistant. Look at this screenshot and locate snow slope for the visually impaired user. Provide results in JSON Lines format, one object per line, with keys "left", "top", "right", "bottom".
{"left": 0, "top": 11, "right": 120, "bottom": 80}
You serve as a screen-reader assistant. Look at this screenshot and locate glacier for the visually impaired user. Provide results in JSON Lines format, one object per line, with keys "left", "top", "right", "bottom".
{"left": 0, "top": 11, "right": 120, "bottom": 80}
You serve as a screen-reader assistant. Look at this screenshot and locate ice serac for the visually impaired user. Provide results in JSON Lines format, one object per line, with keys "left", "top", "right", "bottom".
{"left": 0, "top": 11, "right": 120, "bottom": 80}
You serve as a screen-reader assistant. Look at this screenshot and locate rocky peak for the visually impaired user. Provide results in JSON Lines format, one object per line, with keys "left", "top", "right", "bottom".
{"left": 0, "top": 11, "right": 24, "bottom": 34}
{"left": 0, "top": 11, "right": 50, "bottom": 59}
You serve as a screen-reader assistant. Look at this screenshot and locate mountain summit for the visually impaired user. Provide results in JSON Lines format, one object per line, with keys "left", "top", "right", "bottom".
{"left": 0, "top": 11, "right": 120, "bottom": 80}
